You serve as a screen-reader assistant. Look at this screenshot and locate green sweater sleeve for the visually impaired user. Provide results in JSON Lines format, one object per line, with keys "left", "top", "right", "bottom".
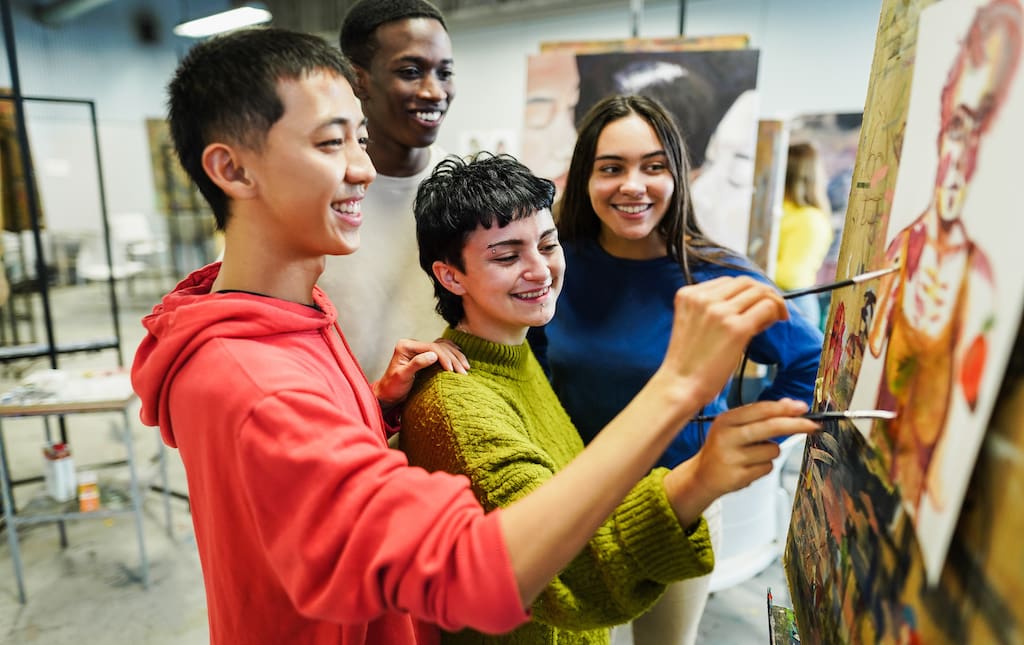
{"left": 401, "top": 365, "right": 714, "bottom": 633}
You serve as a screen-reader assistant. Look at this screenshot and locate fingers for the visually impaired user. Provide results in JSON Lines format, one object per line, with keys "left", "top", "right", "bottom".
{"left": 710, "top": 400, "right": 819, "bottom": 446}
{"left": 730, "top": 463, "right": 775, "bottom": 490}
{"left": 711, "top": 398, "right": 807, "bottom": 428}
{"left": 692, "top": 399, "right": 820, "bottom": 500}
{"left": 662, "top": 277, "right": 789, "bottom": 404}
{"left": 409, "top": 350, "right": 439, "bottom": 370}
{"left": 431, "top": 338, "right": 470, "bottom": 374}
{"left": 676, "top": 277, "right": 787, "bottom": 330}
{"left": 393, "top": 338, "right": 470, "bottom": 374}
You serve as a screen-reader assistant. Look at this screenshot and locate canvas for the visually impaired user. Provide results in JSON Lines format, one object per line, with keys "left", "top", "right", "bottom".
{"left": 145, "top": 118, "right": 202, "bottom": 218}
{"left": 786, "top": 0, "right": 1024, "bottom": 642}
{"left": 746, "top": 119, "right": 788, "bottom": 274}
{"left": 538, "top": 34, "right": 750, "bottom": 55}
{"left": 846, "top": 0, "right": 1024, "bottom": 583}
{"left": 0, "top": 97, "right": 44, "bottom": 233}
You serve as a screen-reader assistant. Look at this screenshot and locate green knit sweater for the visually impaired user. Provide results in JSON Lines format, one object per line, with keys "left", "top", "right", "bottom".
{"left": 400, "top": 328, "right": 715, "bottom": 645}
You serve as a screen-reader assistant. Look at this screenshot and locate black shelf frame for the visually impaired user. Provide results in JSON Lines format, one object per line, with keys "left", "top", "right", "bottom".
{"left": 0, "top": 0, "right": 125, "bottom": 527}
{"left": 0, "top": 1, "right": 124, "bottom": 369}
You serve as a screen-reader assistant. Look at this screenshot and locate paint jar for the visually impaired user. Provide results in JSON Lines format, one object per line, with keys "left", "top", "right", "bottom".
{"left": 77, "top": 470, "right": 100, "bottom": 512}
{"left": 42, "top": 442, "right": 77, "bottom": 503}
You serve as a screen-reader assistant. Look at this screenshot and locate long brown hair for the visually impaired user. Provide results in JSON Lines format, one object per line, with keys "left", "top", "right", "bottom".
{"left": 784, "top": 142, "right": 830, "bottom": 213}
{"left": 556, "top": 94, "right": 738, "bottom": 284}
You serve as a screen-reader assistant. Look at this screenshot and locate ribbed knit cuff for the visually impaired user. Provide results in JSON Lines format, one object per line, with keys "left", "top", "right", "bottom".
{"left": 613, "top": 468, "right": 714, "bottom": 584}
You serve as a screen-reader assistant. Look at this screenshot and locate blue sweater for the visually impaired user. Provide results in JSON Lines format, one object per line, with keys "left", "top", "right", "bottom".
{"left": 532, "top": 240, "right": 823, "bottom": 469}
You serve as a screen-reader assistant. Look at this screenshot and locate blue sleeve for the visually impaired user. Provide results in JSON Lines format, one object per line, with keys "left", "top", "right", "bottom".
{"left": 526, "top": 325, "right": 550, "bottom": 378}
{"left": 747, "top": 302, "right": 823, "bottom": 408}
{"left": 697, "top": 257, "right": 823, "bottom": 408}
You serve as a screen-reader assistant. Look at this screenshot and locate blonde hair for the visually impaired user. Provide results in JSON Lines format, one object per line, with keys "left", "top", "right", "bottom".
{"left": 784, "top": 142, "right": 830, "bottom": 214}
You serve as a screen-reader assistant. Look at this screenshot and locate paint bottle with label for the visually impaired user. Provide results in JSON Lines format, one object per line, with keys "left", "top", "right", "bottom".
{"left": 43, "top": 442, "right": 76, "bottom": 503}
{"left": 77, "top": 470, "right": 100, "bottom": 512}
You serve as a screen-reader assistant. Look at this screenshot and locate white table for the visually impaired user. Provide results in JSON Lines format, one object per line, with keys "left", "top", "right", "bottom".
{"left": 0, "top": 369, "right": 171, "bottom": 603}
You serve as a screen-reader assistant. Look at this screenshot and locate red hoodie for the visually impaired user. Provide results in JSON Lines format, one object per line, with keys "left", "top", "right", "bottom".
{"left": 132, "top": 264, "right": 527, "bottom": 644}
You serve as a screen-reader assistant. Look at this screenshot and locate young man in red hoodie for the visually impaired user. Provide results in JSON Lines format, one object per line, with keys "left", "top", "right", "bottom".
{"left": 131, "top": 27, "right": 815, "bottom": 644}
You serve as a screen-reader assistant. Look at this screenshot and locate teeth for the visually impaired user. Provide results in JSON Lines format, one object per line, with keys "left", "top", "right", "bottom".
{"left": 616, "top": 204, "right": 648, "bottom": 214}
{"left": 415, "top": 111, "right": 441, "bottom": 122}
{"left": 515, "top": 287, "right": 549, "bottom": 299}
{"left": 333, "top": 202, "right": 361, "bottom": 214}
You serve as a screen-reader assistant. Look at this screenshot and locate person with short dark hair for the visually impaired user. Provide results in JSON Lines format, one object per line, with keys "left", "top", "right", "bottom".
{"left": 340, "top": 0, "right": 446, "bottom": 71}
{"left": 404, "top": 153, "right": 819, "bottom": 644}
{"left": 319, "top": 0, "right": 455, "bottom": 381}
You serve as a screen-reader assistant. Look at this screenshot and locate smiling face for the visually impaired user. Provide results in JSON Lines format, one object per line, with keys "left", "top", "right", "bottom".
{"left": 435, "top": 209, "right": 563, "bottom": 345}
{"left": 358, "top": 17, "right": 454, "bottom": 168}
{"left": 237, "top": 71, "right": 375, "bottom": 258}
{"left": 587, "top": 114, "right": 675, "bottom": 259}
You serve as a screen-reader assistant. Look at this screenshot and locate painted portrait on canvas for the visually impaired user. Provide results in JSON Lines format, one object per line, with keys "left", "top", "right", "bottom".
{"left": 847, "top": 0, "right": 1024, "bottom": 583}
{"left": 521, "top": 52, "right": 579, "bottom": 196}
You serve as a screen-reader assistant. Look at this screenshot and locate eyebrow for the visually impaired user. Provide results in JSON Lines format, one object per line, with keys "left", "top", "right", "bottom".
{"left": 317, "top": 116, "right": 367, "bottom": 130}
{"left": 485, "top": 227, "right": 558, "bottom": 250}
{"left": 395, "top": 55, "right": 454, "bottom": 66}
{"left": 594, "top": 150, "right": 667, "bottom": 162}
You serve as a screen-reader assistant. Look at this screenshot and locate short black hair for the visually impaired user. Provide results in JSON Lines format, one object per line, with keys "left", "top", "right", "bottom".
{"left": 167, "top": 27, "right": 355, "bottom": 229}
{"left": 340, "top": 0, "right": 447, "bottom": 68}
{"left": 415, "top": 153, "right": 555, "bottom": 326}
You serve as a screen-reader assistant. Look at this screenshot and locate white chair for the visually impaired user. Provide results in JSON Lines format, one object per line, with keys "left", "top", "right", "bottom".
{"left": 76, "top": 213, "right": 167, "bottom": 290}
{"left": 75, "top": 231, "right": 146, "bottom": 284}
{"left": 111, "top": 213, "right": 167, "bottom": 266}
{"left": 708, "top": 434, "right": 807, "bottom": 592}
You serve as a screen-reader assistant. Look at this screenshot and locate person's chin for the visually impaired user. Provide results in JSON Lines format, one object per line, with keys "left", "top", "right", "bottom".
{"left": 411, "top": 130, "right": 440, "bottom": 148}
{"left": 332, "top": 232, "right": 361, "bottom": 256}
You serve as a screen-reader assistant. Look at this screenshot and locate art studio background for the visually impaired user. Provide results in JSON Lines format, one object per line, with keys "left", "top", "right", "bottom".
{"left": 6, "top": 1, "right": 1020, "bottom": 644}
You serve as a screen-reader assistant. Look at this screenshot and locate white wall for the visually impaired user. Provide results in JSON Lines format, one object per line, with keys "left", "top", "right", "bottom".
{"left": 0, "top": 0, "right": 229, "bottom": 235}
{"left": 0, "top": 0, "right": 883, "bottom": 236}
{"left": 437, "top": 0, "right": 883, "bottom": 155}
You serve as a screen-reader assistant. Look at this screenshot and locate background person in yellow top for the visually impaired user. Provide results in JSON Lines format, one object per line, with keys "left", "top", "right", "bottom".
{"left": 775, "top": 142, "right": 834, "bottom": 328}
{"left": 319, "top": 0, "right": 454, "bottom": 381}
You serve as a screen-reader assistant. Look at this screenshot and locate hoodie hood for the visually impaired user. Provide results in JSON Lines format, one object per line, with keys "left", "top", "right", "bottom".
{"left": 131, "top": 263, "right": 338, "bottom": 447}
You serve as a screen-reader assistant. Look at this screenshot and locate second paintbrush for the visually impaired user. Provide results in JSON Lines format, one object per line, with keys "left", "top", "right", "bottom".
{"left": 692, "top": 409, "right": 897, "bottom": 424}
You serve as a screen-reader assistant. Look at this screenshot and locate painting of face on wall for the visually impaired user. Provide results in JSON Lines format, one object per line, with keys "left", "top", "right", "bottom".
{"left": 522, "top": 52, "right": 579, "bottom": 196}
{"left": 846, "top": 0, "right": 1024, "bottom": 584}
{"left": 520, "top": 46, "right": 760, "bottom": 256}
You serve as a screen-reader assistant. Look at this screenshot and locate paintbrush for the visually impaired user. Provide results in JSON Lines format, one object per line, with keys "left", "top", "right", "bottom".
{"left": 692, "top": 409, "right": 897, "bottom": 424}
{"left": 783, "top": 265, "right": 901, "bottom": 300}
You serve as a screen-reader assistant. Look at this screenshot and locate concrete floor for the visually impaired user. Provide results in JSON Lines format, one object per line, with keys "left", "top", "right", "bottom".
{"left": 0, "top": 280, "right": 798, "bottom": 644}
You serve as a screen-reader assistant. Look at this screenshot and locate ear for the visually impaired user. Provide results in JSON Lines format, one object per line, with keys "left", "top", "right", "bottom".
{"left": 351, "top": 66, "right": 370, "bottom": 101}
{"left": 202, "top": 142, "right": 257, "bottom": 200}
{"left": 432, "top": 260, "right": 466, "bottom": 295}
